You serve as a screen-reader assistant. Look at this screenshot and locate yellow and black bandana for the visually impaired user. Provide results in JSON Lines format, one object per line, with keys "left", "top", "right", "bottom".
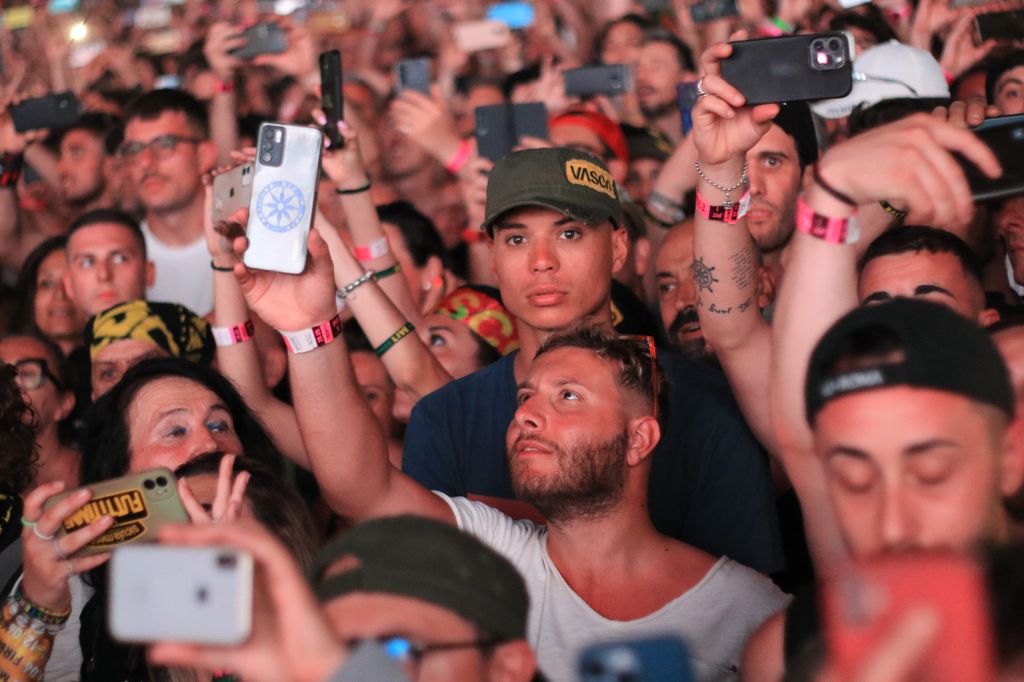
{"left": 85, "top": 299, "right": 214, "bottom": 365}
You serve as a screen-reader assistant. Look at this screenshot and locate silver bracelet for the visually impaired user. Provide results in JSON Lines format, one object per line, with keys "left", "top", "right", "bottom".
{"left": 336, "top": 269, "right": 376, "bottom": 301}
{"left": 694, "top": 161, "right": 749, "bottom": 208}
{"left": 648, "top": 190, "right": 686, "bottom": 224}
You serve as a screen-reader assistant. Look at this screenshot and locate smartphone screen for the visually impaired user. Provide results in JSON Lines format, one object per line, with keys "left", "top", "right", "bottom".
{"left": 394, "top": 58, "right": 431, "bottom": 95}
{"left": 486, "top": 2, "right": 535, "bottom": 29}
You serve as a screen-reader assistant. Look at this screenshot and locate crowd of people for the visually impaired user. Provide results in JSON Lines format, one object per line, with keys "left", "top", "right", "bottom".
{"left": 1, "top": 0, "right": 1023, "bottom": 679}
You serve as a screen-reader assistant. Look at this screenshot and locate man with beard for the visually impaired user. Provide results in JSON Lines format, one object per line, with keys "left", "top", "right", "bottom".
{"left": 635, "top": 30, "right": 697, "bottom": 143}
{"left": 120, "top": 90, "right": 218, "bottom": 315}
{"left": 656, "top": 219, "right": 773, "bottom": 360}
{"left": 55, "top": 113, "right": 124, "bottom": 216}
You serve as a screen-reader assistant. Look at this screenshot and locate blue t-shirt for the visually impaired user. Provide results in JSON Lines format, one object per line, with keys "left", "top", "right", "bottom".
{"left": 403, "top": 349, "right": 784, "bottom": 574}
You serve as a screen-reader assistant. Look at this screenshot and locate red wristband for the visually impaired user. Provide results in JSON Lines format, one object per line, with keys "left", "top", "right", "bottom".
{"left": 215, "top": 79, "right": 235, "bottom": 94}
{"left": 695, "top": 189, "right": 750, "bottom": 225}
{"left": 212, "top": 320, "right": 255, "bottom": 347}
{"left": 353, "top": 237, "right": 390, "bottom": 262}
{"left": 445, "top": 139, "right": 472, "bottom": 174}
{"left": 461, "top": 227, "right": 486, "bottom": 244}
{"left": 278, "top": 315, "right": 343, "bottom": 354}
{"left": 795, "top": 197, "right": 859, "bottom": 244}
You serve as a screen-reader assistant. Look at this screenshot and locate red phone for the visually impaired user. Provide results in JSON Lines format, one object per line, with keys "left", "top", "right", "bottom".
{"left": 821, "top": 552, "right": 995, "bottom": 682}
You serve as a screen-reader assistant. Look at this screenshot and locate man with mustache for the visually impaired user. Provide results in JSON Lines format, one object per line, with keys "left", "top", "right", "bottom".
{"left": 121, "top": 90, "right": 217, "bottom": 315}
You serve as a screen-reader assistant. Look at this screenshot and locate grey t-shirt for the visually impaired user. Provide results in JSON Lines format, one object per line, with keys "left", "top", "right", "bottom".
{"left": 438, "top": 493, "right": 791, "bottom": 682}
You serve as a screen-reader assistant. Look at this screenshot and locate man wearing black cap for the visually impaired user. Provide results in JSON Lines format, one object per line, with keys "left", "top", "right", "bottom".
{"left": 402, "top": 147, "right": 783, "bottom": 575}
{"left": 313, "top": 515, "right": 537, "bottom": 682}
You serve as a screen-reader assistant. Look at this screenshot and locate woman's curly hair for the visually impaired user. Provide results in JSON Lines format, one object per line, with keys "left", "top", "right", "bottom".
{"left": 0, "top": 364, "right": 38, "bottom": 494}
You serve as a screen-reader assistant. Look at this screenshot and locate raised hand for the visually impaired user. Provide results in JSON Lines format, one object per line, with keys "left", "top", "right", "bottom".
{"left": 204, "top": 22, "right": 246, "bottom": 81}
{"left": 313, "top": 115, "right": 371, "bottom": 190}
{"left": 178, "top": 454, "right": 251, "bottom": 525}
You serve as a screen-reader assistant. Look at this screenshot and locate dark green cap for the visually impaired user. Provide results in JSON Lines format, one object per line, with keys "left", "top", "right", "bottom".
{"left": 482, "top": 147, "right": 624, "bottom": 236}
{"left": 311, "top": 515, "right": 529, "bottom": 641}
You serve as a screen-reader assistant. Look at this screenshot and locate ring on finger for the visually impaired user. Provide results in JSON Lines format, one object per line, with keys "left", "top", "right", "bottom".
{"left": 66, "top": 561, "right": 74, "bottom": 578}
{"left": 32, "top": 525, "right": 56, "bottom": 541}
{"left": 54, "top": 539, "right": 69, "bottom": 561}
{"left": 695, "top": 78, "right": 708, "bottom": 99}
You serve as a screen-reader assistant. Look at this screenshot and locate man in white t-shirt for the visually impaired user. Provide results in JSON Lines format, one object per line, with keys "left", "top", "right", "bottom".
{"left": 120, "top": 89, "right": 217, "bottom": 315}
{"left": 237, "top": 215, "right": 790, "bottom": 680}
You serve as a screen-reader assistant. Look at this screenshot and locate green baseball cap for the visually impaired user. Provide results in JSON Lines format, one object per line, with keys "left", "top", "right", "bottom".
{"left": 482, "top": 147, "right": 624, "bottom": 236}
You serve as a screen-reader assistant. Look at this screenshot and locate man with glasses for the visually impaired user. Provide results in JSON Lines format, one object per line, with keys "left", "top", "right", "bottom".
{"left": 120, "top": 90, "right": 218, "bottom": 315}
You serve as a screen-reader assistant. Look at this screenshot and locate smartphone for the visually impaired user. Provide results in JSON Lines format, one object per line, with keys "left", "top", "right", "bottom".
{"left": 821, "top": 553, "right": 995, "bottom": 682}
{"left": 837, "top": 0, "right": 872, "bottom": 7}
{"left": 975, "top": 10, "right": 1024, "bottom": 42}
{"left": 486, "top": 2, "right": 535, "bottom": 29}
{"left": 48, "top": 0, "right": 81, "bottom": 14}
{"left": 42, "top": 468, "right": 188, "bottom": 557}
{"left": 564, "top": 65, "right": 635, "bottom": 98}
{"left": 245, "top": 123, "right": 323, "bottom": 274}
{"left": 721, "top": 33, "right": 853, "bottom": 105}
{"left": 475, "top": 102, "right": 549, "bottom": 162}
{"left": 69, "top": 40, "right": 108, "bottom": 69}
{"left": 141, "top": 28, "right": 183, "bottom": 55}
{"left": 319, "top": 49, "right": 345, "bottom": 149}
{"left": 678, "top": 82, "right": 699, "bottom": 135}
{"left": 133, "top": 5, "right": 172, "bottom": 29}
{"left": 1, "top": 6, "right": 35, "bottom": 31}
{"left": 690, "top": 0, "right": 739, "bottom": 23}
{"left": 579, "top": 637, "right": 695, "bottom": 682}
{"left": 956, "top": 114, "right": 1024, "bottom": 202}
{"left": 109, "top": 545, "right": 253, "bottom": 645}
{"left": 394, "top": 58, "right": 431, "bottom": 96}
{"left": 453, "top": 20, "right": 513, "bottom": 53}
{"left": 212, "top": 162, "right": 255, "bottom": 224}
{"left": 11, "top": 92, "right": 82, "bottom": 133}
{"left": 229, "top": 22, "right": 288, "bottom": 60}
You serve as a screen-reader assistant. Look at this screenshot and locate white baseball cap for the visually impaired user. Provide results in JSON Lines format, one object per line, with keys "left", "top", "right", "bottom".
{"left": 810, "top": 41, "right": 950, "bottom": 120}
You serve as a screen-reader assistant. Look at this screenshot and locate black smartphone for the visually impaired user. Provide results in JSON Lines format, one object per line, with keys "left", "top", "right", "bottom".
{"left": 319, "top": 49, "right": 344, "bottom": 149}
{"left": 564, "top": 65, "right": 635, "bottom": 98}
{"left": 957, "top": 114, "right": 1024, "bottom": 202}
{"left": 474, "top": 102, "right": 549, "bottom": 162}
{"left": 394, "top": 58, "right": 431, "bottom": 95}
{"left": 228, "top": 22, "right": 287, "bottom": 60}
{"left": 721, "top": 33, "right": 853, "bottom": 105}
{"left": 22, "top": 164, "right": 42, "bottom": 185}
{"left": 690, "top": 0, "right": 739, "bottom": 23}
{"left": 975, "top": 10, "right": 1024, "bottom": 42}
{"left": 678, "top": 82, "right": 699, "bottom": 135}
{"left": 11, "top": 92, "right": 81, "bottom": 133}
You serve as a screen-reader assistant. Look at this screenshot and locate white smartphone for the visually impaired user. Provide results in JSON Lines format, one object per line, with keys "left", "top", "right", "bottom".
{"left": 212, "top": 162, "right": 255, "bottom": 224}
{"left": 244, "top": 123, "right": 322, "bottom": 274}
{"left": 108, "top": 545, "right": 253, "bottom": 645}
{"left": 453, "top": 20, "right": 512, "bottom": 53}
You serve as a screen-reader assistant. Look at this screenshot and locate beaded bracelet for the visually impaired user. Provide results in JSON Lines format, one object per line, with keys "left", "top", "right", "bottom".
{"left": 7, "top": 585, "right": 70, "bottom": 635}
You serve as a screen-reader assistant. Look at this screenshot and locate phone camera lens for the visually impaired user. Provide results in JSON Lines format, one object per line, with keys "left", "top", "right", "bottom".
{"left": 196, "top": 587, "right": 209, "bottom": 603}
{"left": 261, "top": 152, "right": 272, "bottom": 162}
{"left": 828, "top": 38, "right": 841, "bottom": 52}
{"left": 156, "top": 476, "right": 168, "bottom": 487}
{"left": 144, "top": 479, "right": 155, "bottom": 490}
{"left": 812, "top": 40, "right": 825, "bottom": 51}
{"left": 217, "top": 553, "right": 238, "bottom": 569}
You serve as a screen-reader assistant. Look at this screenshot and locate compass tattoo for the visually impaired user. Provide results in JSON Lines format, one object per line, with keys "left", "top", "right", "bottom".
{"left": 691, "top": 258, "right": 719, "bottom": 293}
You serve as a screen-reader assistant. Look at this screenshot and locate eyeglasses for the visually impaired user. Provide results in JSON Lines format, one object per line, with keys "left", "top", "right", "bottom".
{"left": 11, "top": 358, "right": 63, "bottom": 391}
{"left": 348, "top": 635, "right": 504, "bottom": 678}
{"left": 117, "top": 134, "right": 202, "bottom": 162}
{"left": 620, "top": 334, "right": 660, "bottom": 420}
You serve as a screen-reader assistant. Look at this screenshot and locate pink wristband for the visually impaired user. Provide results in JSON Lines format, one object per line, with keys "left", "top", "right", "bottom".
{"left": 444, "top": 139, "right": 472, "bottom": 174}
{"left": 212, "top": 320, "right": 255, "bottom": 347}
{"left": 354, "top": 237, "right": 390, "bottom": 262}
{"left": 279, "top": 315, "right": 343, "bottom": 354}
{"left": 695, "top": 190, "right": 750, "bottom": 225}
{"left": 795, "top": 197, "right": 859, "bottom": 244}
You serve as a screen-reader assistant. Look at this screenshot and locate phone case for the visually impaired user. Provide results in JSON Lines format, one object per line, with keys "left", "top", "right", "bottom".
{"left": 109, "top": 545, "right": 253, "bottom": 645}
{"left": 244, "top": 123, "right": 322, "bottom": 274}
{"left": 11, "top": 93, "right": 81, "bottom": 133}
{"left": 821, "top": 553, "right": 995, "bottom": 682}
{"left": 563, "top": 65, "right": 635, "bottom": 98}
{"left": 212, "top": 162, "right": 255, "bottom": 224}
{"left": 721, "top": 33, "right": 853, "bottom": 105}
{"left": 453, "top": 20, "right": 512, "bottom": 53}
{"left": 42, "top": 467, "right": 188, "bottom": 557}
{"left": 319, "top": 50, "right": 345, "bottom": 149}
{"left": 678, "top": 82, "right": 699, "bottom": 134}
{"left": 958, "top": 114, "right": 1024, "bottom": 201}
{"left": 475, "top": 102, "right": 549, "bottom": 163}
{"left": 394, "top": 58, "right": 431, "bottom": 95}
{"left": 229, "top": 23, "right": 287, "bottom": 60}
{"left": 579, "top": 637, "right": 695, "bottom": 682}
{"left": 690, "top": 0, "right": 739, "bottom": 23}
{"left": 975, "top": 10, "right": 1024, "bottom": 42}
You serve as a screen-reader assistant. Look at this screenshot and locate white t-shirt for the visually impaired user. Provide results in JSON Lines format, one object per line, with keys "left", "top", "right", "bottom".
{"left": 141, "top": 221, "right": 213, "bottom": 316}
{"left": 12, "top": 573, "right": 93, "bottom": 682}
{"left": 438, "top": 493, "right": 790, "bottom": 682}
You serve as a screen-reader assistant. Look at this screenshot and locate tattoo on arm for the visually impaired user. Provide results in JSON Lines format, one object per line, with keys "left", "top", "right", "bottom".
{"left": 730, "top": 247, "right": 756, "bottom": 291}
{"left": 692, "top": 258, "right": 719, "bottom": 293}
{"left": 707, "top": 296, "right": 753, "bottom": 315}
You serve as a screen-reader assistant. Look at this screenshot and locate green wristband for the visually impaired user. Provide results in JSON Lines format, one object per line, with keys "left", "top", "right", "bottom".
{"left": 374, "top": 322, "right": 415, "bottom": 357}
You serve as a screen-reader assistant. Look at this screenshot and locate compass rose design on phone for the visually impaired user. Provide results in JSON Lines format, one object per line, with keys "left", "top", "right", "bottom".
{"left": 256, "top": 180, "right": 306, "bottom": 233}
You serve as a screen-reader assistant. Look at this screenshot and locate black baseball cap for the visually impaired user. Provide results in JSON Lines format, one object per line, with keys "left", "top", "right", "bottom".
{"left": 805, "top": 299, "right": 1014, "bottom": 425}
{"left": 482, "top": 147, "right": 624, "bottom": 236}
{"left": 312, "top": 515, "right": 529, "bottom": 641}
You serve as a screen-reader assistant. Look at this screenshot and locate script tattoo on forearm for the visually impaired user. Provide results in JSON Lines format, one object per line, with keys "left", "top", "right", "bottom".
{"left": 691, "top": 258, "right": 719, "bottom": 293}
{"left": 730, "top": 247, "right": 756, "bottom": 291}
{"left": 706, "top": 296, "right": 753, "bottom": 315}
